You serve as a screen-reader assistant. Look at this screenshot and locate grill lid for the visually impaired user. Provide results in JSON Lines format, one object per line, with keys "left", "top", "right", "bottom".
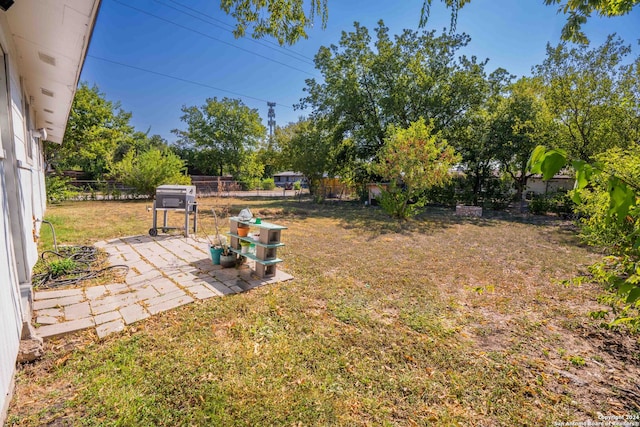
{"left": 155, "top": 185, "right": 196, "bottom": 196}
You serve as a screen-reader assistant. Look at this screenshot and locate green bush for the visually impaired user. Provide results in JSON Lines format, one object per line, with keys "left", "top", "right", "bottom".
{"left": 293, "top": 180, "right": 302, "bottom": 191}
{"left": 571, "top": 146, "right": 640, "bottom": 331}
{"left": 378, "top": 183, "right": 426, "bottom": 220}
{"left": 110, "top": 148, "right": 190, "bottom": 197}
{"left": 528, "top": 195, "right": 552, "bottom": 215}
{"left": 481, "top": 177, "right": 515, "bottom": 210}
{"left": 261, "top": 178, "right": 275, "bottom": 190}
{"left": 45, "top": 175, "right": 78, "bottom": 203}
{"left": 424, "top": 176, "right": 462, "bottom": 207}
{"left": 49, "top": 258, "right": 78, "bottom": 277}
{"left": 528, "top": 191, "right": 575, "bottom": 216}
{"left": 549, "top": 191, "right": 575, "bottom": 217}
{"left": 240, "top": 178, "right": 260, "bottom": 191}
{"left": 425, "top": 175, "right": 515, "bottom": 210}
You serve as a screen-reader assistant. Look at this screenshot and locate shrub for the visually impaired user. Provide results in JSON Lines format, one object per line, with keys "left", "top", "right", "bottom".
{"left": 240, "top": 178, "right": 260, "bottom": 191}
{"left": 528, "top": 191, "right": 575, "bottom": 216}
{"left": 549, "top": 191, "right": 575, "bottom": 218}
{"left": 45, "top": 175, "right": 78, "bottom": 203}
{"left": 481, "top": 177, "right": 515, "bottom": 210}
{"left": 424, "top": 175, "right": 462, "bottom": 207}
{"left": 378, "top": 182, "right": 426, "bottom": 219}
{"left": 528, "top": 195, "right": 552, "bottom": 215}
{"left": 571, "top": 146, "right": 640, "bottom": 331}
{"left": 261, "top": 178, "right": 275, "bottom": 190}
{"left": 110, "top": 148, "right": 190, "bottom": 197}
{"left": 372, "top": 118, "right": 459, "bottom": 219}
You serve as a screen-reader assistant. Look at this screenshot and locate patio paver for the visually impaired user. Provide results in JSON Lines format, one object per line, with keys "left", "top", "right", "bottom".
{"left": 33, "top": 234, "right": 294, "bottom": 340}
{"left": 37, "top": 317, "right": 96, "bottom": 340}
{"left": 96, "top": 319, "right": 125, "bottom": 339}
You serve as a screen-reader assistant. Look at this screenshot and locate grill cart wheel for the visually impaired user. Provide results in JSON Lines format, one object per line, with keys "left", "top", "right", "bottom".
{"left": 149, "top": 228, "right": 158, "bottom": 236}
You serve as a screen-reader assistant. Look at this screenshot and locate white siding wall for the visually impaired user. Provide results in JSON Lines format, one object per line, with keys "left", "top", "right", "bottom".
{"left": 526, "top": 177, "right": 575, "bottom": 196}
{"left": 0, "top": 37, "right": 21, "bottom": 421}
{"left": 9, "top": 72, "right": 39, "bottom": 275}
{"left": 0, "top": 1, "right": 100, "bottom": 420}
{"left": 0, "top": 163, "right": 21, "bottom": 421}
{"left": 0, "top": 19, "right": 47, "bottom": 419}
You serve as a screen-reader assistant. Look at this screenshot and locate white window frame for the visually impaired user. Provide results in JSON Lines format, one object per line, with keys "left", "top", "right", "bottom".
{"left": 19, "top": 77, "right": 34, "bottom": 165}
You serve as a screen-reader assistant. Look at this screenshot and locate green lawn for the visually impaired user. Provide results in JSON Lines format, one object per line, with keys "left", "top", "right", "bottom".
{"left": 8, "top": 197, "right": 640, "bottom": 425}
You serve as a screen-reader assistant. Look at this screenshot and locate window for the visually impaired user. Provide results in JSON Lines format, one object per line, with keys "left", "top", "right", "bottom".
{"left": 23, "top": 95, "right": 33, "bottom": 162}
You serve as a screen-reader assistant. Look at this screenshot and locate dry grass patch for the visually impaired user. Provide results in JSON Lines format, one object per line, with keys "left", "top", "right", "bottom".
{"left": 8, "top": 198, "right": 640, "bottom": 425}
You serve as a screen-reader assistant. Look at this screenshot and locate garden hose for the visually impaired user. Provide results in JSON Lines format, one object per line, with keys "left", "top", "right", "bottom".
{"left": 40, "top": 219, "right": 58, "bottom": 252}
{"left": 33, "top": 230, "right": 130, "bottom": 289}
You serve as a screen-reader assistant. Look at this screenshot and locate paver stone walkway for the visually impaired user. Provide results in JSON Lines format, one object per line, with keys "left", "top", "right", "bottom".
{"left": 33, "top": 234, "right": 293, "bottom": 339}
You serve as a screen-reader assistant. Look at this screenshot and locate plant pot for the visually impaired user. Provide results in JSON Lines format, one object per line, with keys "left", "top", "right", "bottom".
{"left": 209, "top": 246, "right": 223, "bottom": 265}
{"left": 240, "top": 241, "right": 251, "bottom": 254}
{"left": 219, "top": 253, "right": 237, "bottom": 268}
{"left": 237, "top": 226, "right": 250, "bottom": 237}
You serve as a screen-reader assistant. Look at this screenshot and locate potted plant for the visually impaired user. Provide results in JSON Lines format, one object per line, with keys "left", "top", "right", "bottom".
{"left": 209, "top": 234, "right": 226, "bottom": 265}
{"left": 237, "top": 223, "right": 250, "bottom": 237}
{"left": 211, "top": 207, "right": 236, "bottom": 267}
{"left": 219, "top": 244, "right": 237, "bottom": 268}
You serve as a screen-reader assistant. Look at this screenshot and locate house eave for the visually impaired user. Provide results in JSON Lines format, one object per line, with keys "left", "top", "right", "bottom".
{"left": 6, "top": 0, "right": 102, "bottom": 144}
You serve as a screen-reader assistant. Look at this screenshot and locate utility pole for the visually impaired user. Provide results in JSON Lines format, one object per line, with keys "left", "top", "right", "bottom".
{"left": 267, "top": 102, "right": 276, "bottom": 144}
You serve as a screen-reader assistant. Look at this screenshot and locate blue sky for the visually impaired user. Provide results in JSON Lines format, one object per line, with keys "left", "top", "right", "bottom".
{"left": 80, "top": 0, "right": 640, "bottom": 143}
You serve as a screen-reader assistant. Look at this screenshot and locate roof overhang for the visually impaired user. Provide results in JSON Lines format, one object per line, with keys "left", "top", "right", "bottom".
{"left": 6, "top": 0, "right": 101, "bottom": 143}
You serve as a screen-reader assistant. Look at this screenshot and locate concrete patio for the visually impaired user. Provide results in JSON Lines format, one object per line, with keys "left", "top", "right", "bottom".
{"left": 32, "top": 235, "right": 293, "bottom": 340}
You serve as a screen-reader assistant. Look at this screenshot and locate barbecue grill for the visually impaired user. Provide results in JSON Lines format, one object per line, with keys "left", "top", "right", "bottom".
{"left": 149, "top": 185, "right": 197, "bottom": 237}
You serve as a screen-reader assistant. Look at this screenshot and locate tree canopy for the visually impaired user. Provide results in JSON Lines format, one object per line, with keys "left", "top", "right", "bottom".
{"left": 427, "top": 0, "right": 640, "bottom": 44}
{"left": 300, "top": 21, "right": 488, "bottom": 174}
{"left": 51, "top": 83, "right": 167, "bottom": 180}
{"left": 273, "top": 118, "right": 337, "bottom": 200}
{"left": 220, "top": 0, "right": 328, "bottom": 45}
{"left": 219, "top": 0, "right": 639, "bottom": 45}
{"left": 172, "top": 97, "right": 266, "bottom": 178}
{"left": 488, "top": 77, "right": 558, "bottom": 199}
{"left": 534, "top": 35, "right": 636, "bottom": 161}
{"left": 373, "top": 118, "right": 459, "bottom": 218}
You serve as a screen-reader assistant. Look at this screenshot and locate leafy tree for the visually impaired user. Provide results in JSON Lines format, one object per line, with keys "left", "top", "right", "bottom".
{"left": 273, "top": 118, "right": 336, "bottom": 201}
{"left": 172, "top": 97, "right": 266, "bottom": 178}
{"left": 48, "top": 83, "right": 167, "bottom": 180}
{"left": 49, "top": 83, "right": 136, "bottom": 179}
{"left": 110, "top": 148, "right": 191, "bottom": 197}
{"left": 529, "top": 145, "right": 640, "bottom": 328}
{"left": 452, "top": 111, "right": 495, "bottom": 205}
{"left": 224, "top": 0, "right": 639, "bottom": 46}
{"left": 573, "top": 146, "right": 640, "bottom": 250}
{"left": 541, "top": 0, "right": 640, "bottom": 44}
{"left": 220, "top": 0, "right": 327, "bottom": 45}
{"left": 112, "top": 131, "right": 167, "bottom": 164}
{"left": 373, "top": 118, "right": 460, "bottom": 219}
{"left": 489, "top": 77, "right": 558, "bottom": 201}
{"left": 170, "top": 144, "right": 212, "bottom": 175}
{"left": 238, "top": 150, "right": 265, "bottom": 189}
{"left": 221, "top": 0, "right": 639, "bottom": 46}
{"left": 300, "top": 21, "right": 488, "bottom": 184}
{"left": 451, "top": 68, "right": 512, "bottom": 205}
{"left": 617, "top": 56, "right": 640, "bottom": 145}
{"left": 533, "top": 35, "right": 634, "bottom": 161}
{"left": 421, "top": 0, "right": 639, "bottom": 44}
{"left": 255, "top": 136, "right": 281, "bottom": 181}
